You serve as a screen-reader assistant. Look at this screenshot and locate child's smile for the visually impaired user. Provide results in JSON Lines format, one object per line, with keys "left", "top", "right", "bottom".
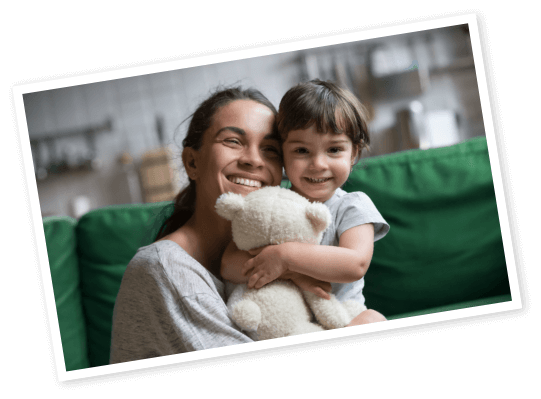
{"left": 283, "top": 125, "right": 354, "bottom": 203}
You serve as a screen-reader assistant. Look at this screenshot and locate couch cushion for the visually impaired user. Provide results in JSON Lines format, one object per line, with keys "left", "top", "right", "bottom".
{"left": 343, "top": 137, "right": 511, "bottom": 317}
{"left": 76, "top": 202, "right": 172, "bottom": 367}
{"left": 43, "top": 216, "right": 90, "bottom": 371}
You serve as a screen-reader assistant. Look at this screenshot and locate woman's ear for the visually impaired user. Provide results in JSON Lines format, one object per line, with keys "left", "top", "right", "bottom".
{"left": 182, "top": 147, "right": 199, "bottom": 180}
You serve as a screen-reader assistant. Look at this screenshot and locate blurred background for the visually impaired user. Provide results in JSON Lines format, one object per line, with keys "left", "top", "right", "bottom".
{"left": 23, "top": 23, "right": 483, "bottom": 218}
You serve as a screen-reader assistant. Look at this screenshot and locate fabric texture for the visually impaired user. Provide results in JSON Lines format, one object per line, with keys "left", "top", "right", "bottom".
{"left": 320, "top": 188, "right": 390, "bottom": 309}
{"left": 110, "top": 240, "right": 252, "bottom": 364}
{"left": 342, "top": 137, "right": 511, "bottom": 316}
{"left": 44, "top": 216, "right": 90, "bottom": 371}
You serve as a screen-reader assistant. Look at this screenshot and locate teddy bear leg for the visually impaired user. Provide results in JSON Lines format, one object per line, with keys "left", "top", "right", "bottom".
{"left": 231, "top": 298, "right": 262, "bottom": 333}
{"left": 302, "top": 291, "right": 352, "bottom": 329}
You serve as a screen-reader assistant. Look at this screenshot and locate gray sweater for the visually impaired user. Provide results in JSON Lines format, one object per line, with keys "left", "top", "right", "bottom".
{"left": 109, "top": 240, "right": 252, "bottom": 364}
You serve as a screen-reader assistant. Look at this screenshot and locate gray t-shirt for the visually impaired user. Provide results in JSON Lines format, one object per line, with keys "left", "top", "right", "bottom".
{"left": 110, "top": 240, "right": 252, "bottom": 364}
{"left": 322, "top": 188, "right": 390, "bottom": 307}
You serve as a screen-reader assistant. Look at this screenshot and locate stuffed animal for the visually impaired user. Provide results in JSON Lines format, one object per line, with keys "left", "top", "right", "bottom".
{"left": 215, "top": 186, "right": 365, "bottom": 341}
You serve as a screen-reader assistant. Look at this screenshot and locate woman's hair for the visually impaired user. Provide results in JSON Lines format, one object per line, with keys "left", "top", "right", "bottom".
{"left": 276, "top": 79, "right": 370, "bottom": 159}
{"left": 154, "top": 86, "right": 278, "bottom": 241}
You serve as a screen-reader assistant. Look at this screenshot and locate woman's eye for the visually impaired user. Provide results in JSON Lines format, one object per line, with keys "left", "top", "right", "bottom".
{"left": 263, "top": 146, "right": 281, "bottom": 156}
{"left": 224, "top": 138, "right": 241, "bottom": 146}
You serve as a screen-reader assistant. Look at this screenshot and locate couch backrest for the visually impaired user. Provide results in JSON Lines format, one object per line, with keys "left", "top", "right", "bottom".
{"left": 343, "top": 136, "right": 510, "bottom": 316}
{"left": 46, "top": 136, "right": 510, "bottom": 371}
{"left": 45, "top": 207, "right": 172, "bottom": 370}
{"left": 43, "top": 216, "right": 90, "bottom": 371}
{"left": 75, "top": 202, "right": 172, "bottom": 368}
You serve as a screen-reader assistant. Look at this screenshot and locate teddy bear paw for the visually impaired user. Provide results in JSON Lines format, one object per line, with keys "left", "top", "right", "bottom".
{"left": 231, "top": 299, "right": 261, "bottom": 332}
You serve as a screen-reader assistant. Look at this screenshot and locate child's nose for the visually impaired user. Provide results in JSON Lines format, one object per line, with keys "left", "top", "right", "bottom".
{"left": 310, "top": 153, "right": 327, "bottom": 170}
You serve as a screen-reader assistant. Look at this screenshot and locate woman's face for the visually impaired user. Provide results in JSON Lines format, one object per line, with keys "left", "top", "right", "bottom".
{"left": 189, "top": 100, "right": 283, "bottom": 209}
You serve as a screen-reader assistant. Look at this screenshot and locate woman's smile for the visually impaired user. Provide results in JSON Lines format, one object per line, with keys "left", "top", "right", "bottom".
{"left": 227, "top": 175, "right": 264, "bottom": 188}
{"left": 192, "top": 100, "right": 283, "bottom": 205}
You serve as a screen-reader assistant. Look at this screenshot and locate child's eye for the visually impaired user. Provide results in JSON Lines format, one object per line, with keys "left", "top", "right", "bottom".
{"left": 328, "top": 147, "right": 344, "bottom": 154}
{"left": 294, "top": 147, "right": 309, "bottom": 154}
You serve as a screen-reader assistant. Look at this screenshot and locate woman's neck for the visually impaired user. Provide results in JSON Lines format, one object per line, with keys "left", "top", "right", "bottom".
{"left": 170, "top": 205, "right": 232, "bottom": 277}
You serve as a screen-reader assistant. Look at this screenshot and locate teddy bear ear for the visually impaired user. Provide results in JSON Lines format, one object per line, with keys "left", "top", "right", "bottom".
{"left": 305, "top": 202, "right": 331, "bottom": 234}
{"left": 215, "top": 192, "right": 245, "bottom": 221}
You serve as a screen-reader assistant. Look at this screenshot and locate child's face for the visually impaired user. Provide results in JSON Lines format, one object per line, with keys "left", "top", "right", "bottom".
{"left": 282, "top": 125, "right": 354, "bottom": 203}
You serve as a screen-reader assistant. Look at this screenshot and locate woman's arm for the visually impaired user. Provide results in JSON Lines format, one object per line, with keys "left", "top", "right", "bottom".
{"left": 244, "top": 223, "right": 375, "bottom": 289}
{"left": 221, "top": 241, "right": 332, "bottom": 299}
{"left": 221, "top": 241, "right": 251, "bottom": 284}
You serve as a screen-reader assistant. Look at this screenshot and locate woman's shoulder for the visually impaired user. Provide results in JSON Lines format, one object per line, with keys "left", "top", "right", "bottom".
{"left": 129, "top": 240, "right": 196, "bottom": 273}
{"left": 132, "top": 239, "right": 184, "bottom": 259}
{"left": 125, "top": 240, "right": 223, "bottom": 297}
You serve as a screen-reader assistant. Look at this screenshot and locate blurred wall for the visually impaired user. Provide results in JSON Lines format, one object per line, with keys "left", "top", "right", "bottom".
{"left": 24, "top": 24, "right": 484, "bottom": 217}
{"left": 24, "top": 52, "right": 301, "bottom": 216}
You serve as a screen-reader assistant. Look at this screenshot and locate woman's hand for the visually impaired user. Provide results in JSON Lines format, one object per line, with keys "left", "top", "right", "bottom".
{"left": 243, "top": 245, "right": 288, "bottom": 289}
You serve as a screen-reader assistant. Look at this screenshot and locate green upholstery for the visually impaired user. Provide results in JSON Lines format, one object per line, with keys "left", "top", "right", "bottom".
{"left": 76, "top": 202, "right": 172, "bottom": 367}
{"left": 43, "top": 136, "right": 511, "bottom": 372}
{"left": 43, "top": 216, "right": 90, "bottom": 371}
{"left": 343, "top": 137, "right": 511, "bottom": 316}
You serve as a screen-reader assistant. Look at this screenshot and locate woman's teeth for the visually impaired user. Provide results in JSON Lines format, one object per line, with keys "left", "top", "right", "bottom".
{"left": 229, "top": 176, "right": 262, "bottom": 187}
{"left": 306, "top": 177, "right": 331, "bottom": 183}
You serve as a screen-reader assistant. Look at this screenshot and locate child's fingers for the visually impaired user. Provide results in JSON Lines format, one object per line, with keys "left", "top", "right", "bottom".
{"left": 320, "top": 282, "right": 332, "bottom": 292}
{"left": 248, "top": 246, "right": 266, "bottom": 256}
{"left": 242, "top": 258, "right": 255, "bottom": 276}
{"left": 307, "top": 286, "right": 331, "bottom": 300}
{"left": 248, "top": 272, "right": 263, "bottom": 289}
{"left": 316, "top": 290, "right": 331, "bottom": 299}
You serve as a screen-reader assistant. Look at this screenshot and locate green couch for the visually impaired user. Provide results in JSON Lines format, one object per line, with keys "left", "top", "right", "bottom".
{"left": 43, "top": 136, "right": 511, "bottom": 372}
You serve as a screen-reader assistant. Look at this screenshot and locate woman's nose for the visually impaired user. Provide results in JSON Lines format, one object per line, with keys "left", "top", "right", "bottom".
{"left": 239, "top": 146, "right": 265, "bottom": 168}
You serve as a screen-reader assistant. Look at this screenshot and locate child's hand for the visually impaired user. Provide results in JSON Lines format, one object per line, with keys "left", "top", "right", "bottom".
{"left": 289, "top": 274, "right": 332, "bottom": 300}
{"left": 243, "top": 245, "right": 287, "bottom": 289}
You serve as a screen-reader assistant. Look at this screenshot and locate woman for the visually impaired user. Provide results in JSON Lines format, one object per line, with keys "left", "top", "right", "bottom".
{"left": 110, "top": 86, "right": 328, "bottom": 363}
{"left": 110, "top": 84, "right": 380, "bottom": 363}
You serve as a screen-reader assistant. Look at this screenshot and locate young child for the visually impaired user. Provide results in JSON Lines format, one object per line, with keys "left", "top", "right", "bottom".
{"left": 221, "top": 79, "right": 390, "bottom": 326}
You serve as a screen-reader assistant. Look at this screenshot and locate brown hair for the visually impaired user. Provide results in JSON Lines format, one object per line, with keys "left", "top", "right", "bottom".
{"left": 154, "top": 86, "right": 278, "bottom": 241}
{"left": 276, "top": 79, "right": 370, "bottom": 160}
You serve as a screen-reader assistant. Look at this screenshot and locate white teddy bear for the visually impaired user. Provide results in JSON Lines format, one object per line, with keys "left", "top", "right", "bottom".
{"left": 215, "top": 186, "right": 365, "bottom": 341}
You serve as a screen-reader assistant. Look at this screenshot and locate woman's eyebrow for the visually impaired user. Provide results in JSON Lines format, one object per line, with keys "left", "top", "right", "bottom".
{"left": 215, "top": 126, "right": 245, "bottom": 137}
{"left": 216, "top": 126, "right": 279, "bottom": 142}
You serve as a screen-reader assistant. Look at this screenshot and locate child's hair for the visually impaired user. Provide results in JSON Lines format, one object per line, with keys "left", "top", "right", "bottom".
{"left": 154, "top": 86, "right": 278, "bottom": 241}
{"left": 277, "top": 79, "right": 370, "bottom": 160}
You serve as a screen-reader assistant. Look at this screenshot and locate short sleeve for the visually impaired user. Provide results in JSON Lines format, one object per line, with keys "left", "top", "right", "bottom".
{"left": 335, "top": 192, "right": 390, "bottom": 242}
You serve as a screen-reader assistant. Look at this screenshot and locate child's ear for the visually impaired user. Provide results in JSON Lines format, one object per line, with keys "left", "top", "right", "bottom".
{"left": 351, "top": 144, "right": 360, "bottom": 168}
{"left": 182, "top": 147, "right": 199, "bottom": 181}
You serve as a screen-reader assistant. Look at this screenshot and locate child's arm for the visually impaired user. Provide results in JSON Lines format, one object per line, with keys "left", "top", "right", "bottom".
{"left": 243, "top": 223, "right": 374, "bottom": 289}
{"left": 221, "top": 241, "right": 332, "bottom": 299}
